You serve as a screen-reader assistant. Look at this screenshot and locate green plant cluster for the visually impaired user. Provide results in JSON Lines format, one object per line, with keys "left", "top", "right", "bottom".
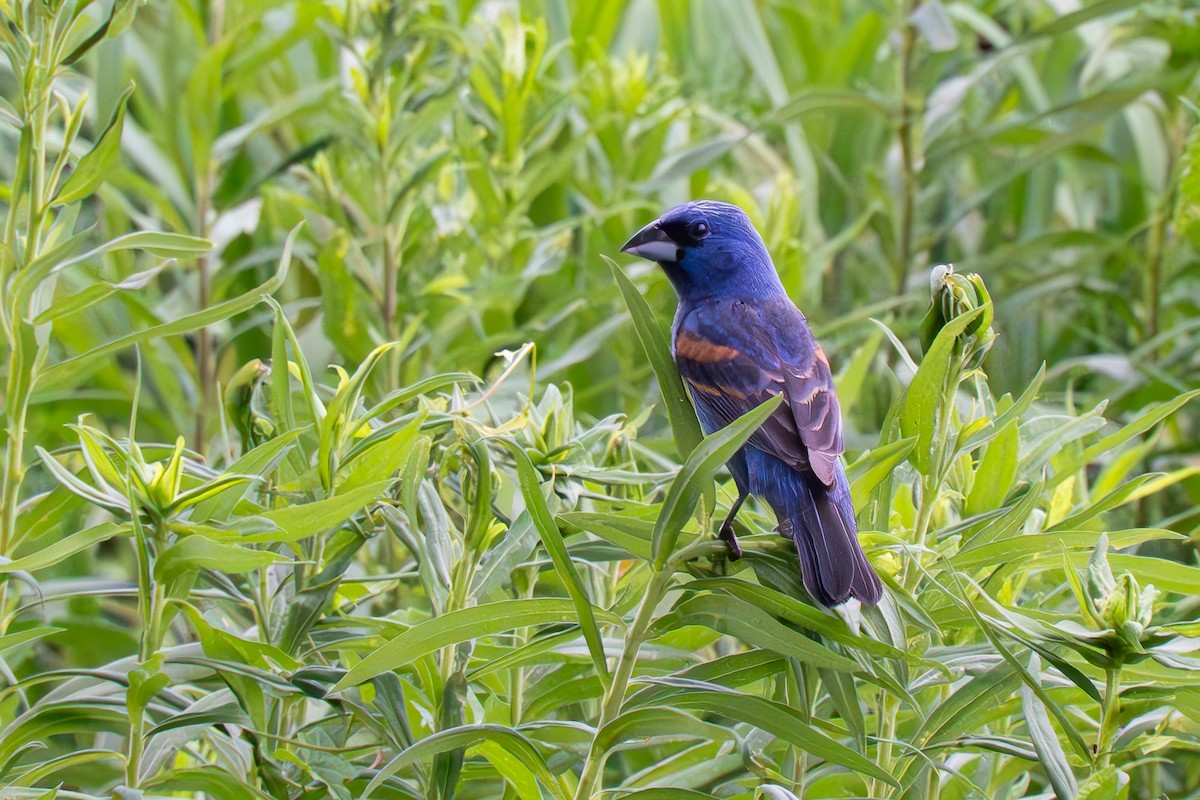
{"left": 1, "top": 0, "right": 1199, "bottom": 799}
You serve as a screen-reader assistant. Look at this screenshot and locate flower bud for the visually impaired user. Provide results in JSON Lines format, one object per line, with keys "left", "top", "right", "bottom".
{"left": 1084, "top": 534, "right": 1161, "bottom": 659}
{"left": 918, "top": 264, "right": 996, "bottom": 367}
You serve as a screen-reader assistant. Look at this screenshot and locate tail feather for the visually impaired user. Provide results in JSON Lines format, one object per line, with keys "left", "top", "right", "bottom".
{"left": 749, "top": 449, "right": 883, "bottom": 607}
{"left": 782, "top": 470, "right": 882, "bottom": 607}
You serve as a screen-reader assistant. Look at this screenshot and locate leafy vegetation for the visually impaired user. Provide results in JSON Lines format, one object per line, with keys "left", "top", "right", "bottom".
{"left": 1, "top": 0, "right": 1198, "bottom": 798}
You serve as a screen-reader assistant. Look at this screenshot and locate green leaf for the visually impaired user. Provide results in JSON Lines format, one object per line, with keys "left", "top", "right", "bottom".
{"left": 1020, "top": 654, "right": 1078, "bottom": 800}
{"left": 15, "top": 229, "right": 211, "bottom": 317}
{"left": 250, "top": 479, "right": 393, "bottom": 543}
{"left": 361, "top": 724, "right": 567, "bottom": 800}
{"left": 947, "top": 574, "right": 1093, "bottom": 761}
{"left": 146, "top": 701, "right": 253, "bottom": 738}
{"left": 848, "top": 436, "right": 915, "bottom": 511}
{"left": 1031, "top": 0, "right": 1143, "bottom": 38}
{"left": 963, "top": 364, "right": 1046, "bottom": 451}
{"left": 652, "top": 394, "right": 783, "bottom": 566}
{"left": 154, "top": 536, "right": 283, "bottom": 582}
{"left": 559, "top": 511, "right": 655, "bottom": 560}
{"left": 338, "top": 417, "right": 424, "bottom": 493}
{"left": 1051, "top": 389, "right": 1200, "bottom": 490}
{"left": 685, "top": 578, "right": 909, "bottom": 660}
{"left": 178, "top": 603, "right": 302, "bottom": 672}
{"left": 953, "top": 529, "right": 1180, "bottom": 571}
{"left": 1109, "top": 555, "right": 1200, "bottom": 595}
{"left": 167, "top": 474, "right": 259, "bottom": 516}
{"left": 266, "top": 290, "right": 325, "bottom": 428}
{"left": 318, "top": 341, "right": 397, "bottom": 492}
{"left": 10, "top": 749, "right": 115, "bottom": 790}
{"left": 497, "top": 440, "right": 610, "bottom": 682}
{"left": 147, "top": 768, "right": 274, "bottom": 800}
{"left": 966, "top": 417, "right": 1018, "bottom": 516}
{"left": 636, "top": 679, "right": 899, "bottom": 787}
{"left": 38, "top": 224, "right": 300, "bottom": 388}
{"left": 190, "top": 430, "right": 302, "bottom": 522}
{"left": 900, "top": 305, "right": 985, "bottom": 474}
{"left": 332, "top": 599, "right": 620, "bottom": 691}
{"left": 1076, "top": 767, "right": 1130, "bottom": 800}
{"left": 31, "top": 259, "right": 173, "bottom": 324}
{"left": 33, "top": 445, "right": 128, "bottom": 514}
{"left": 596, "top": 706, "right": 733, "bottom": 751}
{"left": 606, "top": 256, "right": 703, "bottom": 459}
{"left": 361, "top": 372, "right": 479, "bottom": 425}
{"left": 0, "top": 522, "right": 129, "bottom": 572}
{"left": 653, "top": 593, "right": 859, "bottom": 671}
{"left": 611, "top": 790, "right": 717, "bottom": 799}
{"left": 52, "top": 84, "right": 134, "bottom": 206}
{"left": 899, "top": 663, "right": 1020, "bottom": 786}
{"left": 0, "top": 626, "right": 64, "bottom": 653}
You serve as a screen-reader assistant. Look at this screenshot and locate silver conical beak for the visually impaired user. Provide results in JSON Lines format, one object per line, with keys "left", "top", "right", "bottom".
{"left": 621, "top": 220, "right": 679, "bottom": 262}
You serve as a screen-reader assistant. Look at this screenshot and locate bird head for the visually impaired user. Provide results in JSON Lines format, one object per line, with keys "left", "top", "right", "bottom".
{"left": 621, "top": 200, "right": 782, "bottom": 301}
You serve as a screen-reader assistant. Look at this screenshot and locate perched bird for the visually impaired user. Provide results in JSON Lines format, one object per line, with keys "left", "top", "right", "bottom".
{"left": 622, "top": 201, "right": 883, "bottom": 606}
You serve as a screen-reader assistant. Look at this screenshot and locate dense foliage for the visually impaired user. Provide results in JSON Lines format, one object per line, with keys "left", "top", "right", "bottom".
{"left": 1, "top": 0, "right": 1199, "bottom": 798}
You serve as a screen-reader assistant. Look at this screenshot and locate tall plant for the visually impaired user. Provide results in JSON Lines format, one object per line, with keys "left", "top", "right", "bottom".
{"left": 0, "top": 0, "right": 208, "bottom": 561}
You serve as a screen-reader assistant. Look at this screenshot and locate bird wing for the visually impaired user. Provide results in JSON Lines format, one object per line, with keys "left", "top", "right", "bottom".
{"left": 674, "top": 300, "right": 843, "bottom": 486}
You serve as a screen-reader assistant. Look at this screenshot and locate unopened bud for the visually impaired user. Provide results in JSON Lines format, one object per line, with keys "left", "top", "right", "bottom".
{"left": 919, "top": 264, "right": 996, "bottom": 366}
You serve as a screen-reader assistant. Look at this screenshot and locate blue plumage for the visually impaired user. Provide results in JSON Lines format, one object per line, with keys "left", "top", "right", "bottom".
{"left": 622, "top": 201, "right": 883, "bottom": 606}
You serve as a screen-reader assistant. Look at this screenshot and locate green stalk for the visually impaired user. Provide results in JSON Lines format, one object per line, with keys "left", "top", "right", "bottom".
{"left": 25, "top": 53, "right": 50, "bottom": 252}
{"left": 1096, "top": 666, "right": 1121, "bottom": 769}
{"left": 893, "top": 2, "right": 919, "bottom": 295}
{"left": 193, "top": 0, "right": 223, "bottom": 454}
{"left": 0, "top": 329, "right": 30, "bottom": 555}
{"left": 1, "top": 27, "right": 53, "bottom": 556}
{"left": 510, "top": 564, "right": 537, "bottom": 728}
{"left": 126, "top": 699, "right": 146, "bottom": 787}
{"left": 379, "top": 90, "right": 397, "bottom": 359}
{"left": 127, "top": 517, "right": 166, "bottom": 787}
{"left": 872, "top": 690, "right": 900, "bottom": 798}
{"left": 574, "top": 569, "right": 671, "bottom": 799}
{"left": 1142, "top": 183, "right": 1173, "bottom": 357}
{"left": 193, "top": 164, "right": 215, "bottom": 454}
{"left": 903, "top": 371, "right": 958, "bottom": 591}
{"left": 788, "top": 662, "right": 811, "bottom": 795}
{"left": 1143, "top": 105, "right": 1188, "bottom": 354}
{"left": 137, "top": 519, "right": 168, "bottom": 660}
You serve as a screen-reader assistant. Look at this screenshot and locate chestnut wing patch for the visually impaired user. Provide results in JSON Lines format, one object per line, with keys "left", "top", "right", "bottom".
{"left": 675, "top": 310, "right": 844, "bottom": 487}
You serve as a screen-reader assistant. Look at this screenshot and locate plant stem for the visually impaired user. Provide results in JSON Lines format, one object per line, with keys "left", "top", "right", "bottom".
{"left": 1143, "top": 105, "right": 1188, "bottom": 355}
{"left": 894, "top": 1, "right": 919, "bottom": 295}
{"left": 127, "top": 518, "right": 167, "bottom": 788}
{"left": 138, "top": 519, "right": 167, "bottom": 660}
{"left": 1, "top": 38, "right": 52, "bottom": 556}
{"left": 1096, "top": 666, "right": 1121, "bottom": 769}
{"left": 194, "top": 164, "right": 215, "bottom": 455}
{"left": 126, "top": 702, "right": 146, "bottom": 787}
{"left": 25, "top": 54, "right": 49, "bottom": 253}
{"left": 192, "top": 1, "right": 224, "bottom": 454}
{"left": 0, "top": 331, "right": 30, "bottom": 555}
{"left": 788, "top": 662, "right": 810, "bottom": 796}
{"left": 574, "top": 569, "right": 670, "bottom": 799}
{"left": 872, "top": 690, "right": 900, "bottom": 798}
{"left": 903, "top": 373, "right": 957, "bottom": 591}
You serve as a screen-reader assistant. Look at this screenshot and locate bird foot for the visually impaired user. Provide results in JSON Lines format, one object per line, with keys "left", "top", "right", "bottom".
{"left": 718, "top": 524, "right": 742, "bottom": 561}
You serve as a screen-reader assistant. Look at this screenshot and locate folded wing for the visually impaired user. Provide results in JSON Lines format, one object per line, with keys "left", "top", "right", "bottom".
{"left": 674, "top": 301, "right": 843, "bottom": 486}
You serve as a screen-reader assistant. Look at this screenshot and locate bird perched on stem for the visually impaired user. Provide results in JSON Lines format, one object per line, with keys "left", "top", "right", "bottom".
{"left": 622, "top": 201, "right": 883, "bottom": 606}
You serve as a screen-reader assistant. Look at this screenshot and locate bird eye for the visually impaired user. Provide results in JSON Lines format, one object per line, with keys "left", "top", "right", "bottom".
{"left": 688, "top": 220, "right": 710, "bottom": 240}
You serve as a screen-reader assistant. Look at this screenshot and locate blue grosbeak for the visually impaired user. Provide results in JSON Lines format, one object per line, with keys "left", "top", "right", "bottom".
{"left": 622, "top": 201, "right": 883, "bottom": 606}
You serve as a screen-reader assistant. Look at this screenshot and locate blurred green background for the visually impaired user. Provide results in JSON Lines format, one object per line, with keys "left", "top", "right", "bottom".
{"left": 2, "top": 0, "right": 1200, "bottom": 798}
{"left": 9, "top": 0, "right": 1198, "bottom": 464}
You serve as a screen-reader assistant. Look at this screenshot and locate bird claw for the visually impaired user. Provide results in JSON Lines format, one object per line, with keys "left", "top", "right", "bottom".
{"left": 718, "top": 524, "right": 742, "bottom": 561}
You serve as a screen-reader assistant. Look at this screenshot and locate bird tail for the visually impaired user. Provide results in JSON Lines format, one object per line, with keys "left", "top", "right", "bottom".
{"left": 781, "top": 466, "right": 882, "bottom": 607}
